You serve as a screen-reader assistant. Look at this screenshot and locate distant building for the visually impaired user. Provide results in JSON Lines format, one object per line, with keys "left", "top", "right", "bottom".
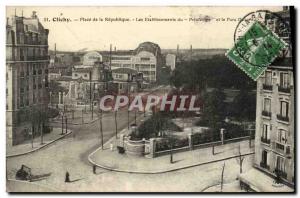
{"left": 101, "top": 41, "right": 164, "bottom": 83}
{"left": 239, "top": 7, "right": 294, "bottom": 192}
{"left": 165, "top": 54, "right": 176, "bottom": 71}
{"left": 111, "top": 68, "right": 139, "bottom": 94}
{"left": 6, "top": 11, "right": 50, "bottom": 145}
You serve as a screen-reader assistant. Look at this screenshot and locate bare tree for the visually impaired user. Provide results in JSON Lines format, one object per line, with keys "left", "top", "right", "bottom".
{"left": 220, "top": 162, "right": 226, "bottom": 192}
{"left": 236, "top": 144, "right": 245, "bottom": 174}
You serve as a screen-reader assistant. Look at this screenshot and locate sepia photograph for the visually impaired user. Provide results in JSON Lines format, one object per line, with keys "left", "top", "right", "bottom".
{"left": 5, "top": 5, "right": 295, "bottom": 193}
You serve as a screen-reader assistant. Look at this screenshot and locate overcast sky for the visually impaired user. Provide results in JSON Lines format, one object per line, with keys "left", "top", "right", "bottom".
{"left": 7, "top": 6, "right": 282, "bottom": 52}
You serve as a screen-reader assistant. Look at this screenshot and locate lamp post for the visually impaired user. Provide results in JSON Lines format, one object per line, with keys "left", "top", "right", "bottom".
{"left": 61, "top": 114, "right": 64, "bottom": 135}
{"left": 65, "top": 116, "right": 68, "bottom": 133}
{"left": 99, "top": 109, "right": 104, "bottom": 149}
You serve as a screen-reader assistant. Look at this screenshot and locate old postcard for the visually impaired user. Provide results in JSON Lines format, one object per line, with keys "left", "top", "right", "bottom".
{"left": 6, "top": 6, "right": 295, "bottom": 192}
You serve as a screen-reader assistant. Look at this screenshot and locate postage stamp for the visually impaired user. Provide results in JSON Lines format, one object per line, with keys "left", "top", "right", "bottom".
{"left": 226, "top": 18, "right": 288, "bottom": 81}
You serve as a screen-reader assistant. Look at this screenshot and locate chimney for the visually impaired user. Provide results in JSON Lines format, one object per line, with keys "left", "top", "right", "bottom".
{"left": 114, "top": 46, "right": 116, "bottom": 52}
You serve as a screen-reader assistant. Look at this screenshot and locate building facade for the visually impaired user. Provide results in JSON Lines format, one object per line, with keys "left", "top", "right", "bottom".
{"left": 6, "top": 11, "right": 50, "bottom": 146}
{"left": 102, "top": 42, "right": 163, "bottom": 83}
{"left": 239, "top": 7, "right": 294, "bottom": 192}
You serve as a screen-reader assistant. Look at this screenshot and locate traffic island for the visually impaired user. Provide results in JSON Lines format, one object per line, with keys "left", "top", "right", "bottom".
{"left": 88, "top": 140, "right": 254, "bottom": 174}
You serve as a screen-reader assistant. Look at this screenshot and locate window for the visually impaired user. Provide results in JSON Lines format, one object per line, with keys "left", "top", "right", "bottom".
{"left": 265, "top": 71, "right": 272, "bottom": 85}
{"left": 141, "top": 57, "right": 150, "bottom": 61}
{"left": 280, "top": 101, "right": 289, "bottom": 118}
{"left": 26, "top": 65, "right": 30, "bottom": 76}
{"left": 280, "top": 73, "right": 290, "bottom": 88}
{"left": 33, "top": 93, "right": 36, "bottom": 103}
{"left": 20, "top": 70, "right": 25, "bottom": 77}
{"left": 277, "top": 129, "right": 287, "bottom": 144}
{"left": 263, "top": 98, "right": 271, "bottom": 112}
{"left": 20, "top": 95, "right": 24, "bottom": 107}
{"left": 262, "top": 124, "right": 269, "bottom": 139}
{"left": 276, "top": 155, "right": 286, "bottom": 173}
{"left": 261, "top": 150, "right": 269, "bottom": 169}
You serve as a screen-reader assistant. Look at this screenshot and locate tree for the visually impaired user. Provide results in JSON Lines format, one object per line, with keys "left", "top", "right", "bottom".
{"left": 29, "top": 107, "right": 39, "bottom": 148}
{"left": 230, "top": 89, "right": 256, "bottom": 121}
{"left": 202, "top": 87, "right": 226, "bottom": 131}
{"left": 170, "top": 55, "right": 256, "bottom": 91}
{"left": 39, "top": 109, "right": 48, "bottom": 145}
{"left": 236, "top": 144, "right": 245, "bottom": 174}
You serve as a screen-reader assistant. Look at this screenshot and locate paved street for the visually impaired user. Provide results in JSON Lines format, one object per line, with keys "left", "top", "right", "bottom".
{"left": 6, "top": 85, "right": 252, "bottom": 192}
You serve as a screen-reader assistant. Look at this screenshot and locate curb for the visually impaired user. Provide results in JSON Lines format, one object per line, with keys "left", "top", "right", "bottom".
{"left": 200, "top": 180, "right": 239, "bottom": 192}
{"left": 7, "top": 130, "right": 72, "bottom": 158}
{"left": 88, "top": 147, "right": 254, "bottom": 174}
{"left": 49, "top": 117, "right": 99, "bottom": 126}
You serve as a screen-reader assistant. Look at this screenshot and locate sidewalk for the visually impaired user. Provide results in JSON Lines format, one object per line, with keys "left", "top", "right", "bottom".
{"left": 7, "top": 128, "right": 72, "bottom": 157}
{"left": 89, "top": 139, "right": 254, "bottom": 174}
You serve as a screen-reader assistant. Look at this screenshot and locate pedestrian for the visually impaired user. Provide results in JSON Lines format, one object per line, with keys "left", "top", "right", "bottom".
{"left": 93, "top": 165, "right": 96, "bottom": 174}
{"left": 65, "top": 171, "right": 70, "bottom": 183}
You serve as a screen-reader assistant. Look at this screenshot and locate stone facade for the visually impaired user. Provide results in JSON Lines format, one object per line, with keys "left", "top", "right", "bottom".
{"left": 6, "top": 11, "right": 50, "bottom": 146}
{"left": 253, "top": 7, "right": 294, "bottom": 187}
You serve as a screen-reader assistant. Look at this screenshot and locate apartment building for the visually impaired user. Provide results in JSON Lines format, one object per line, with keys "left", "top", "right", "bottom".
{"left": 6, "top": 11, "right": 50, "bottom": 146}
{"left": 239, "top": 7, "right": 294, "bottom": 192}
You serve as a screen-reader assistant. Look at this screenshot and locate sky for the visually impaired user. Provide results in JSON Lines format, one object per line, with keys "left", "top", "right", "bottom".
{"left": 6, "top": 6, "right": 283, "bottom": 52}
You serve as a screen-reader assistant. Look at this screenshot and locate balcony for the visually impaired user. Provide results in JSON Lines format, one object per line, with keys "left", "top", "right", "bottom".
{"left": 276, "top": 142, "right": 285, "bottom": 151}
{"left": 261, "top": 137, "right": 270, "bottom": 144}
{"left": 277, "top": 114, "right": 289, "bottom": 122}
{"left": 263, "top": 84, "right": 273, "bottom": 91}
{"left": 278, "top": 86, "right": 291, "bottom": 94}
{"left": 275, "top": 169, "right": 288, "bottom": 179}
{"left": 27, "top": 56, "right": 50, "bottom": 61}
{"left": 262, "top": 111, "right": 271, "bottom": 117}
{"left": 260, "top": 162, "right": 270, "bottom": 170}
{"left": 273, "top": 142, "right": 291, "bottom": 156}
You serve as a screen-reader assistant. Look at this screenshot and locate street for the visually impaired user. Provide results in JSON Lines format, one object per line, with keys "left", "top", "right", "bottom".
{"left": 7, "top": 85, "right": 253, "bottom": 192}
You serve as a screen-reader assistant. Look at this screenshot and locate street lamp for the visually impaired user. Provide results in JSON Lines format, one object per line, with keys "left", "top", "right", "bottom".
{"left": 61, "top": 113, "right": 64, "bottom": 135}
{"left": 65, "top": 116, "right": 68, "bottom": 133}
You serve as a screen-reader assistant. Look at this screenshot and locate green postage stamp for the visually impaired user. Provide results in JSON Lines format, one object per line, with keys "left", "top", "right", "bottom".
{"left": 226, "top": 21, "right": 287, "bottom": 81}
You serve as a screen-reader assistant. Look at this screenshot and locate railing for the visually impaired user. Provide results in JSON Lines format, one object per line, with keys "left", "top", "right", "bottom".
{"left": 275, "top": 169, "right": 288, "bottom": 179}
{"left": 278, "top": 86, "right": 291, "bottom": 93}
{"left": 262, "top": 111, "right": 271, "bottom": 117}
{"left": 261, "top": 137, "right": 270, "bottom": 144}
{"left": 260, "top": 162, "right": 270, "bottom": 170}
{"left": 27, "top": 56, "right": 50, "bottom": 61}
{"left": 277, "top": 114, "right": 289, "bottom": 122}
{"left": 273, "top": 142, "right": 291, "bottom": 156}
{"left": 263, "top": 84, "right": 273, "bottom": 91}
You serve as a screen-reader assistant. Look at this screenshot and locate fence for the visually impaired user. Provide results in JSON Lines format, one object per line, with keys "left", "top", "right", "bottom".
{"left": 118, "top": 131, "right": 253, "bottom": 158}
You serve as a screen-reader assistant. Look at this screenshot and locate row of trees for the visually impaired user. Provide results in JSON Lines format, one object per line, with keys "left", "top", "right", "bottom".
{"left": 28, "top": 107, "right": 50, "bottom": 146}
{"left": 170, "top": 55, "right": 256, "bottom": 132}
{"left": 170, "top": 55, "right": 256, "bottom": 91}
